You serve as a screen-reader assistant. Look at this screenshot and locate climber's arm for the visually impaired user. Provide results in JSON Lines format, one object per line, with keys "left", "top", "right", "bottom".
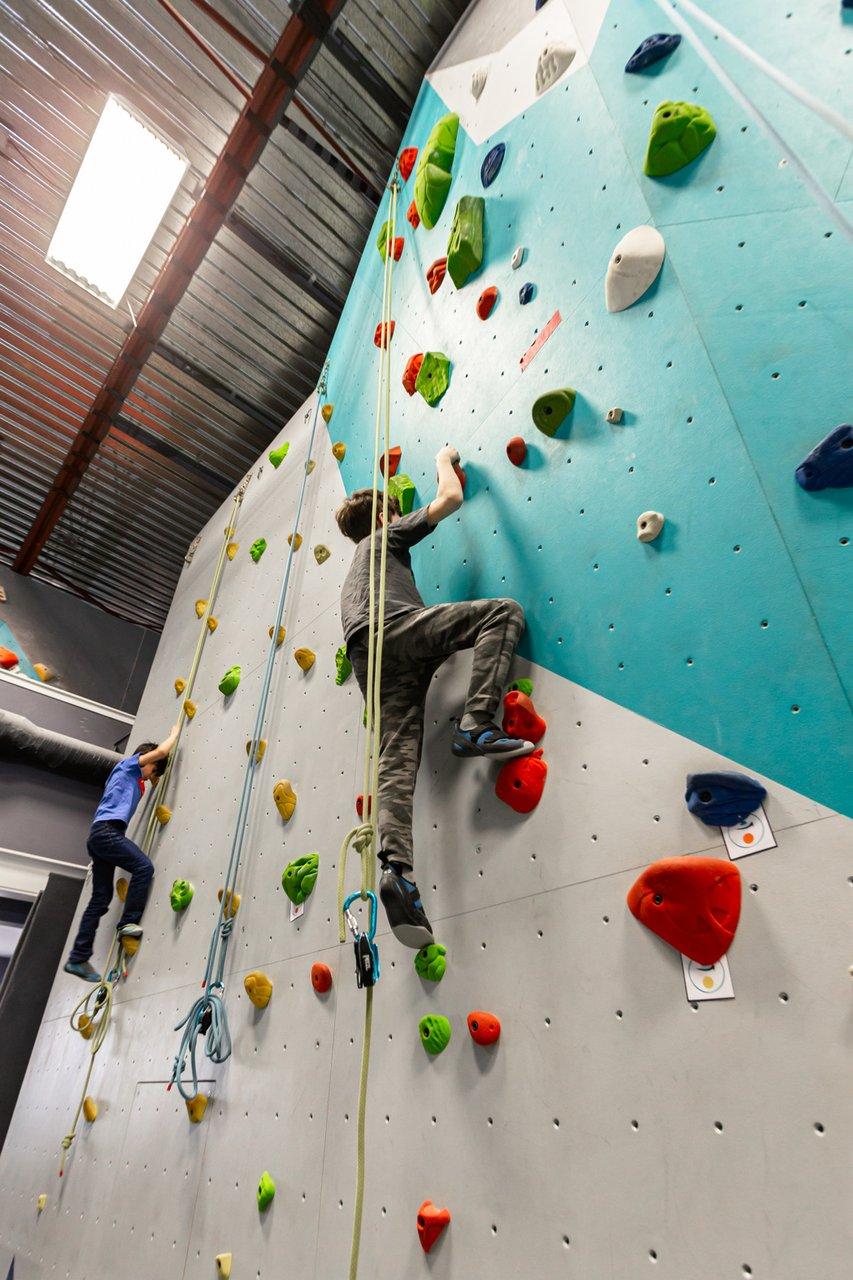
{"left": 427, "top": 446, "right": 464, "bottom": 526}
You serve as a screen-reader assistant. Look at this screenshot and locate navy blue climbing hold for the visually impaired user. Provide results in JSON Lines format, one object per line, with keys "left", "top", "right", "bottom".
{"left": 535, "top": 0, "right": 549, "bottom": 9}
{"left": 481, "top": 142, "right": 506, "bottom": 189}
{"left": 519, "top": 282, "right": 535, "bottom": 305}
{"left": 625, "top": 33, "right": 681, "bottom": 74}
{"left": 685, "top": 772, "right": 767, "bottom": 827}
{"left": 795, "top": 423, "right": 853, "bottom": 491}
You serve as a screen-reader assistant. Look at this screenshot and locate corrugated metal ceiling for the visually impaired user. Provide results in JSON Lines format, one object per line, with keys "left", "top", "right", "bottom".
{"left": 0, "top": 0, "right": 464, "bottom": 627}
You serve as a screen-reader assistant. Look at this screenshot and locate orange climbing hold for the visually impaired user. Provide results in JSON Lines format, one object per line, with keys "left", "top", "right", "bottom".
{"left": 355, "top": 793, "right": 373, "bottom": 819}
{"left": 417, "top": 1201, "right": 451, "bottom": 1254}
{"left": 502, "top": 690, "right": 546, "bottom": 744}
{"left": 374, "top": 320, "right": 395, "bottom": 348}
{"left": 477, "top": 285, "right": 498, "bottom": 319}
{"left": 467, "top": 1010, "right": 501, "bottom": 1046}
{"left": 399, "top": 146, "right": 418, "bottom": 180}
{"left": 406, "top": 200, "right": 420, "bottom": 229}
{"left": 506, "top": 436, "right": 527, "bottom": 466}
{"left": 495, "top": 748, "right": 547, "bottom": 813}
{"left": 426, "top": 257, "right": 447, "bottom": 294}
{"left": 627, "top": 856, "right": 742, "bottom": 965}
{"left": 402, "top": 353, "right": 424, "bottom": 396}
{"left": 380, "top": 446, "right": 402, "bottom": 479}
{"left": 311, "top": 962, "right": 333, "bottom": 993}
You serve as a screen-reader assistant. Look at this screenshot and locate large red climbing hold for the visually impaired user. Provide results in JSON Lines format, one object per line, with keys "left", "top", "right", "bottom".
{"left": 380, "top": 446, "right": 402, "bottom": 479}
{"left": 374, "top": 320, "right": 395, "bottom": 348}
{"left": 407, "top": 200, "right": 420, "bottom": 229}
{"left": 417, "top": 1200, "right": 451, "bottom": 1254}
{"left": 311, "top": 962, "right": 333, "bottom": 993}
{"left": 626, "top": 856, "right": 742, "bottom": 966}
{"left": 495, "top": 748, "right": 547, "bottom": 813}
{"left": 402, "top": 353, "right": 424, "bottom": 396}
{"left": 476, "top": 285, "right": 498, "bottom": 319}
{"left": 506, "top": 436, "right": 527, "bottom": 466}
{"left": 467, "top": 1010, "right": 501, "bottom": 1046}
{"left": 399, "top": 147, "right": 418, "bottom": 181}
{"left": 502, "top": 690, "right": 546, "bottom": 744}
{"left": 426, "top": 257, "right": 447, "bottom": 294}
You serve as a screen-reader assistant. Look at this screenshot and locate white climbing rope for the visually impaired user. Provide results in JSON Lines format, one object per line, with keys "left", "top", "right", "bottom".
{"left": 649, "top": 0, "right": 853, "bottom": 239}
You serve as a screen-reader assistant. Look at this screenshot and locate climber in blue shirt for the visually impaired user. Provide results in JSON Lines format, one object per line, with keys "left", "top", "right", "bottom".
{"left": 64, "top": 724, "right": 179, "bottom": 982}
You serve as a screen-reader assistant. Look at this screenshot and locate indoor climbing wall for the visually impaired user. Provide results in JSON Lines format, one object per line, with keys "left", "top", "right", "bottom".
{"left": 1, "top": 2, "right": 851, "bottom": 1278}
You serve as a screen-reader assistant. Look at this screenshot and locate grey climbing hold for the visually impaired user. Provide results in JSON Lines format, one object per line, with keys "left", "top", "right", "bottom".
{"left": 511, "top": 246, "right": 525, "bottom": 271}
{"left": 535, "top": 43, "right": 575, "bottom": 96}
{"left": 606, "top": 408, "right": 624, "bottom": 424}
{"left": 605, "top": 225, "right": 665, "bottom": 313}
{"left": 636, "top": 511, "right": 665, "bottom": 542}
{"left": 471, "top": 65, "right": 489, "bottom": 100}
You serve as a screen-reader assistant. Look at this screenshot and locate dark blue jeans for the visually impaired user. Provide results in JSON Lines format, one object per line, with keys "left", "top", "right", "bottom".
{"left": 67, "top": 821, "right": 154, "bottom": 963}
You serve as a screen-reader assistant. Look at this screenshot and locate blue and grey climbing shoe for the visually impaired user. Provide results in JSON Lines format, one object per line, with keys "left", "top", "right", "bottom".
{"left": 64, "top": 960, "right": 102, "bottom": 983}
{"left": 117, "top": 923, "right": 143, "bottom": 942}
{"left": 451, "top": 719, "right": 534, "bottom": 760}
{"left": 379, "top": 862, "right": 434, "bottom": 949}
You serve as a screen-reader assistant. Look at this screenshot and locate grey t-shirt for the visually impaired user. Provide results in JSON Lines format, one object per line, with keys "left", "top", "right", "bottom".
{"left": 341, "top": 506, "right": 433, "bottom": 645}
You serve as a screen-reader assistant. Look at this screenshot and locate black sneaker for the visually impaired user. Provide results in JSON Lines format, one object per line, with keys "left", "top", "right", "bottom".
{"left": 379, "top": 863, "right": 434, "bottom": 949}
{"left": 451, "top": 719, "right": 534, "bottom": 760}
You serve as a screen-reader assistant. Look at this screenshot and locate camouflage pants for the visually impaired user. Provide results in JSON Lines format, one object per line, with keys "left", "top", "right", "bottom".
{"left": 349, "top": 598, "right": 525, "bottom": 870}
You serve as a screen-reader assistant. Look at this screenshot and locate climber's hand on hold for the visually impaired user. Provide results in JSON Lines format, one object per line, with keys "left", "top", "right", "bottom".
{"left": 428, "top": 447, "right": 464, "bottom": 526}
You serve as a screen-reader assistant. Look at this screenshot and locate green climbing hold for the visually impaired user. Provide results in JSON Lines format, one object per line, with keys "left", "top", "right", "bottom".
{"left": 269, "top": 442, "right": 290, "bottom": 468}
{"left": 447, "top": 196, "right": 484, "bottom": 289}
{"left": 509, "top": 678, "right": 534, "bottom": 697}
{"left": 419, "top": 1014, "right": 452, "bottom": 1056}
{"left": 335, "top": 645, "right": 353, "bottom": 686}
{"left": 415, "top": 352, "right": 451, "bottom": 407}
{"left": 414, "top": 943, "right": 447, "bottom": 983}
{"left": 169, "top": 879, "right": 194, "bottom": 912}
{"left": 250, "top": 538, "right": 267, "bottom": 563}
{"left": 282, "top": 853, "right": 319, "bottom": 905}
{"left": 532, "top": 388, "right": 576, "bottom": 437}
{"left": 218, "top": 665, "right": 241, "bottom": 696}
{"left": 387, "top": 472, "right": 416, "bottom": 516}
{"left": 414, "top": 113, "right": 459, "bottom": 229}
{"left": 257, "top": 1171, "right": 276, "bottom": 1211}
{"left": 644, "top": 100, "right": 717, "bottom": 178}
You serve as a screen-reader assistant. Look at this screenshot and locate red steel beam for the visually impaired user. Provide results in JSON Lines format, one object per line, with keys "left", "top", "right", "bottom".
{"left": 14, "top": 0, "right": 346, "bottom": 576}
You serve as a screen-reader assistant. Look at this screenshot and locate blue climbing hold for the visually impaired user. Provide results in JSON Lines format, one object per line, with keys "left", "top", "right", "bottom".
{"left": 625, "top": 33, "right": 681, "bottom": 74}
{"left": 481, "top": 143, "right": 506, "bottom": 188}
{"left": 519, "top": 282, "right": 535, "bottom": 305}
{"left": 795, "top": 424, "right": 853, "bottom": 491}
{"left": 685, "top": 772, "right": 767, "bottom": 827}
{"left": 535, "top": 0, "right": 549, "bottom": 9}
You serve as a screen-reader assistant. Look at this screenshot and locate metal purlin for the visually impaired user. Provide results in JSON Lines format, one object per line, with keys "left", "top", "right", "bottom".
{"left": 169, "top": 363, "right": 329, "bottom": 1100}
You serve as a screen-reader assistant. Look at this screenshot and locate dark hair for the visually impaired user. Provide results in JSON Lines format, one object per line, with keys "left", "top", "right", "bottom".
{"left": 335, "top": 489, "right": 400, "bottom": 543}
{"left": 134, "top": 742, "right": 166, "bottom": 777}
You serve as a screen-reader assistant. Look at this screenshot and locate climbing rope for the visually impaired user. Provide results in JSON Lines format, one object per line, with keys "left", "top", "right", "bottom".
{"left": 169, "top": 363, "right": 329, "bottom": 1100}
{"left": 335, "top": 176, "right": 399, "bottom": 1280}
{"left": 58, "top": 497, "right": 243, "bottom": 1173}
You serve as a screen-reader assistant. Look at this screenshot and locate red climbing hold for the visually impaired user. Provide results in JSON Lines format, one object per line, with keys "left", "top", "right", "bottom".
{"left": 502, "top": 690, "right": 546, "bottom": 744}
{"left": 453, "top": 461, "right": 467, "bottom": 491}
{"left": 476, "top": 285, "right": 498, "bottom": 319}
{"left": 417, "top": 1201, "right": 451, "bottom": 1254}
{"left": 426, "top": 257, "right": 447, "bottom": 295}
{"left": 402, "top": 353, "right": 424, "bottom": 397}
{"left": 374, "top": 320, "right": 395, "bottom": 348}
{"left": 355, "top": 793, "right": 373, "bottom": 819}
{"left": 627, "top": 857, "right": 741, "bottom": 966}
{"left": 311, "top": 962, "right": 333, "bottom": 994}
{"left": 506, "top": 436, "right": 527, "bottom": 466}
{"left": 407, "top": 200, "right": 420, "bottom": 230}
{"left": 389, "top": 237, "right": 404, "bottom": 261}
{"left": 399, "top": 147, "right": 418, "bottom": 181}
{"left": 467, "top": 1010, "right": 501, "bottom": 1046}
{"left": 380, "top": 446, "right": 402, "bottom": 479}
{"left": 495, "top": 748, "right": 547, "bottom": 813}
{"left": 0, "top": 647, "right": 19, "bottom": 670}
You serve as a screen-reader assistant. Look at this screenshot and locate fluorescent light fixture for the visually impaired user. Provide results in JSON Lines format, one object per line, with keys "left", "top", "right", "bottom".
{"left": 46, "top": 96, "right": 187, "bottom": 309}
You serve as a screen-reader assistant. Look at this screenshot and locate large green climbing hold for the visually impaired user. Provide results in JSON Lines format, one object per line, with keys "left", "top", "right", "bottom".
{"left": 509, "top": 678, "right": 534, "bottom": 697}
{"left": 257, "top": 1171, "right": 276, "bottom": 1212}
{"left": 170, "top": 879, "right": 194, "bottom": 912}
{"left": 446, "top": 196, "right": 484, "bottom": 289}
{"left": 419, "top": 1014, "right": 452, "bottom": 1056}
{"left": 250, "top": 538, "right": 267, "bottom": 563}
{"left": 269, "top": 442, "right": 289, "bottom": 468}
{"left": 387, "top": 472, "right": 416, "bottom": 516}
{"left": 644, "top": 100, "right": 717, "bottom": 177}
{"left": 335, "top": 645, "right": 352, "bottom": 686}
{"left": 414, "top": 113, "right": 459, "bottom": 229}
{"left": 218, "top": 665, "right": 241, "bottom": 696}
{"left": 532, "top": 388, "right": 576, "bottom": 437}
{"left": 282, "top": 853, "right": 319, "bottom": 905}
{"left": 414, "top": 943, "right": 447, "bottom": 983}
{"left": 415, "top": 352, "right": 451, "bottom": 407}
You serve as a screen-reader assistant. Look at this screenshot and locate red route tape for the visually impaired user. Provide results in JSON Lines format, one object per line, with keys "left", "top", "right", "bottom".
{"left": 519, "top": 309, "right": 562, "bottom": 370}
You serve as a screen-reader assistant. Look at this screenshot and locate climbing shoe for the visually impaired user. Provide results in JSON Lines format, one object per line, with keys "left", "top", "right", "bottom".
{"left": 117, "top": 923, "right": 143, "bottom": 941}
{"left": 379, "top": 863, "right": 434, "bottom": 949}
{"left": 64, "top": 960, "right": 102, "bottom": 983}
{"left": 451, "top": 720, "right": 534, "bottom": 760}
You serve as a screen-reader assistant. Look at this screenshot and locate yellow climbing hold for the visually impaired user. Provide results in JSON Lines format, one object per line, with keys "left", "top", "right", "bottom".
{"left": 116, "top": 877, "right": 128, "bottom": 903}
{"left": 224, "top": 525, "right": 236, "bottom": 539}
{"left": 226, "top": 542, "right": 239, "bottom": 560}
{"left": 269, "top": 625, "right": 286, "bottom": 647}
{"left": 174, "top": 677, "right": 186, "bottom": 695}
{"left": 218, "top": 887, "right": 241, "bottom": 918}
{"left": 207, "top": 617, "right": 218, "bottom": 633}
{"left": 33, "top": 662, "right": 55, "bottom": 682}
{"left": 331, "top": 441, "right": 346, "bottom": 461}
{"left": 294, "top": 648, "right": 315, "bottom": 672}
{"left": 246, "top": 738, "right": 267, "bottom": 762}
{"left": 322, "top": 403, "right": 334, "bottom": 423}
{"left": 273, "top": 780, "right": 297, "bottom": 822}
{"left": 313, "top": 545, "right": 330, "bottom": 564}
{"left": 77, "top": 1014, "right": 94, "bottom": 1041}
{"left": 155, "top": 805, "right": 172, "bottom": 826}
{"left": 244, "top": 971, "right": 273, "bottom": 1009}
{"left": 83, "top": 1097, "right": 98, "bottom": 1123}
{"left": 121, "top": 934, "right": 140, "bottom": 957}
{"left": 288, "top": 532, "right": 302, "bottom": 551}
{"left": 215, "top": 1254, "right": 232, "bottom": 1279}
{"left": 305, "top": 458, "right": 316, "bottom": 474}
{"left": 195, "top": 599, "right": 207, "bottom": 618}
{"left": 186, "top": 1094, "right": 208, "bottom": 1124}
{"left": 184, "top": 700, "right": 197, "bottom": 719}
{"left": 37, "top": 1194, "right": 47, "bottom": 1213}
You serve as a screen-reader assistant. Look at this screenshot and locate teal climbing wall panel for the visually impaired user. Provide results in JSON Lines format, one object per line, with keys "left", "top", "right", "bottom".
{"left": 326, "top": 0, "right": 852, "bottom": 816}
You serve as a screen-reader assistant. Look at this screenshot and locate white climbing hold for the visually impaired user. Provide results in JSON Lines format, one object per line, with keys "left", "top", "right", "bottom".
{"left": 511, "top": 246, "right": 526, "bottom": 270}
{"left": 606, "top": 407, "right": 624, "bottom": 424}
{"left": 535, "top": 44, "right": 576, "bottom": 97}
{"left": 471, "top": 65, "right": 489, "bottom": 100}
{"left": 636, "top": 511, "right": 665, "bottom": 542}
{"left": 605, "top": 225, "right": 665, "bottom": 313}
